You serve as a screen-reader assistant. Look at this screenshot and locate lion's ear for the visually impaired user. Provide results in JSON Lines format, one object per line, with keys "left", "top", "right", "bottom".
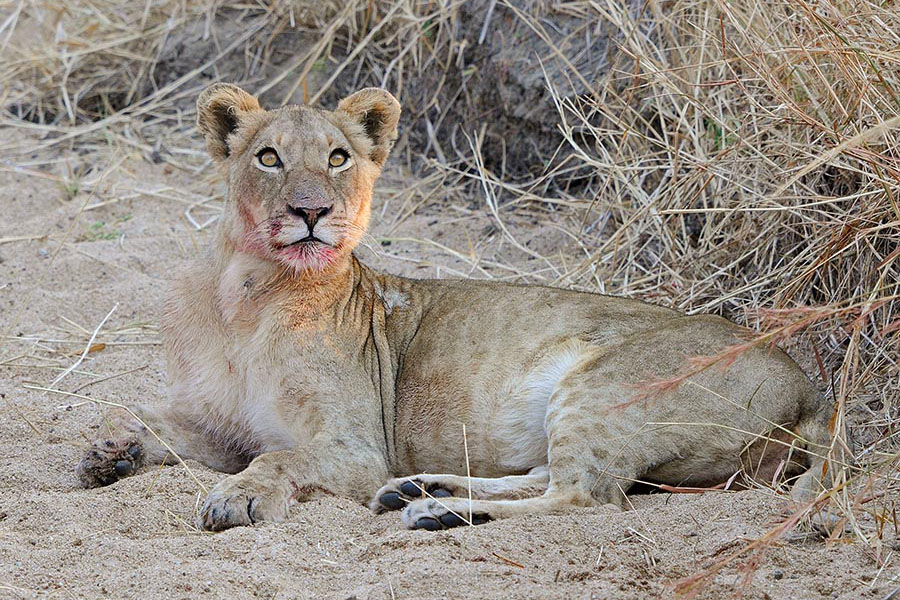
{"left": 337, "top": 88, "right": 401, "bottom": 167}
{"left": 197, "top": 83, "right": 262, "bottom": 161}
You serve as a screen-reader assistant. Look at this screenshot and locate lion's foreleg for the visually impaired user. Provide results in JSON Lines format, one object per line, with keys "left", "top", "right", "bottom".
{"left": 197, "top": 442, "right": 389, "bottom": 531}
{"left": 76, "top": 404, "right": 248, "bottom": 488}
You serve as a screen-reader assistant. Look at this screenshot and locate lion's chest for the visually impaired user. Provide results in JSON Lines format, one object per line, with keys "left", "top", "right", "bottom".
{"left": 167, "top": 256, "right": 386, "bottom": 460}
{"left": 216, "top": 318, "right": 297, "bottom": 453}
{"left": 189, "top": 309, "right": 330, "bottom": 455}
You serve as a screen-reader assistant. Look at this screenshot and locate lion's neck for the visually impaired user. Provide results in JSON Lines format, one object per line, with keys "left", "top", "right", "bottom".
{"left": 213, "top": 235, "right": 359, "bottom": 325}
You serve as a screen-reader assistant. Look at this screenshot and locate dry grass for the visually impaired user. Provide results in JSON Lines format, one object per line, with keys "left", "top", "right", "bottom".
{"left": 1, "top": 0, "right": 898, "bottom": 594}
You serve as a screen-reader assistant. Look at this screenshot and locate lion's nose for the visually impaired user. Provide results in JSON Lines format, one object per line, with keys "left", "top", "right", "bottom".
{"left": 287, "top": 204, "right": 332, "bottom": 230}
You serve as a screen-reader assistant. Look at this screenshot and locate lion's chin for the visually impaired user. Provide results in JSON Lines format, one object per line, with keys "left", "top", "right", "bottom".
{"left": 273, "top": 240, "right": 339, "bottom": 273}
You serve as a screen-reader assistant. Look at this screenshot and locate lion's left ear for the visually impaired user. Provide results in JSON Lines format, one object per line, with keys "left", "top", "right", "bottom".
{"left": 337, "top": 88, "right": 401, "bottom": 167}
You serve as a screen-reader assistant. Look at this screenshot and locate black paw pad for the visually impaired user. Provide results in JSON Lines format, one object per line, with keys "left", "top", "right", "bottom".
{"left": 114, "top": 460, "right": 134, "bottom": 477}
{"left": 127, "top": 444, "right": 142, "bottom": 461}
{"left": 472, "top": 513, "right": 492, "bottom": 525}
{"left": 439, "top": 512, "right": 465, "bottom": 528}
{"left": 400, "top": 481, "right": 424, "bottom": 497}
{"left": 379, "top": 491, "right": 406, "bottom": 511}
{"left": 414, "top": 517, "right": 442, "bottom": 531}
{"left": 430, "top": 487, "right": 452, "bottom": 498}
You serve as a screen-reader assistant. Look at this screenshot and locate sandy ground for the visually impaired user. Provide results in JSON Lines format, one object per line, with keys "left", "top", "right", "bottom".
{"left": 0, "top": 132, "right": 895, "bottom": 599}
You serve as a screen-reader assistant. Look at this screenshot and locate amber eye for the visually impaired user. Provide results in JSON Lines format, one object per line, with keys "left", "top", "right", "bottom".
{"left": 257, "top": 148, "right": 281, "bottom": 168}
{"left": 329, "top": 149, "right": 349, "bottom": 168}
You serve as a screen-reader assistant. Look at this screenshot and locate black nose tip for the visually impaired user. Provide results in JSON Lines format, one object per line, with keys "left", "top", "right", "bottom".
{"left": 287, "top": 205, "right": 332, "bottom": 229}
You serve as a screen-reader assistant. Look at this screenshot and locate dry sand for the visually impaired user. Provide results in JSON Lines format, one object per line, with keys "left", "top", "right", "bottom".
{"left": 0, "top": 131, "right": 895, "bottom": 600}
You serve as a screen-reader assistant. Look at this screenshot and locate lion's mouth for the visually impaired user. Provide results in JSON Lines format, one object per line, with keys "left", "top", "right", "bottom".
{"left": 275, "top": 235, "right": 331, "bottom": 249}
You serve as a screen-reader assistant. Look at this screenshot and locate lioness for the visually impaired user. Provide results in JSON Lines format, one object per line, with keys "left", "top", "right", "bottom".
{"left": 77, "top": 84, "right": 833, "bottom": 532}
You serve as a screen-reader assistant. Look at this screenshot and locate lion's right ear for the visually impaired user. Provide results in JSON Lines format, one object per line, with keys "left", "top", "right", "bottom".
{"left": 196, "top": 83, "right": 262, "bottom": 161}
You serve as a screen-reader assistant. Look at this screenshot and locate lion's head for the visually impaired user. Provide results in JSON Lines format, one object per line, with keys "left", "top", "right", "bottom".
{"left": 197, "top": 83, "right": 400, "bottom": 272}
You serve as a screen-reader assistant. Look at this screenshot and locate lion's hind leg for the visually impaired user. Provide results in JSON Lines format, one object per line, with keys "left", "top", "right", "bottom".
{"left": 397, "top": 383, "right": 653, "bottom": 530}
{"left": 371, "top": 466, "right": 550, "bottom": 513}
{"left": 786, "top": 405, "right": 847, "bottom": 536}
{"left": 392, "top": 347, "right": 665, "bottom": 529}
{"left": 401, "top": 485, "right": 620, "bottom": 530}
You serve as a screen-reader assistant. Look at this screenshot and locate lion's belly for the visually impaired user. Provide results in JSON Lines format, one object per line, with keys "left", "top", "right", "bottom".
{"left": 392, "top": 397, "right": 549, "bottom": 477}
{"left": 392, "top": 414, "right": 548, "bottom": 478}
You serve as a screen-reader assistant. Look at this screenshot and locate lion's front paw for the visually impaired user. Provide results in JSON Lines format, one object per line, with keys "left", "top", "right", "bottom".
{"left": 401, "top": 498, "right": 492, "bottom": 531}
{"left": 76, "top": 438, "right": 143, "bottom": 488}
{"left": 370, "top": 477, "right": 453, "bottom": 514}
{"left": 198, "top": 475, "right": 290, "bottom": 532}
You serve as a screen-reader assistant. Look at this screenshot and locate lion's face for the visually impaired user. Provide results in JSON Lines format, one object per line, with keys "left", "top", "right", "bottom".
{"left": 196, "top": 84, "right": 400, "bottom": 273}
